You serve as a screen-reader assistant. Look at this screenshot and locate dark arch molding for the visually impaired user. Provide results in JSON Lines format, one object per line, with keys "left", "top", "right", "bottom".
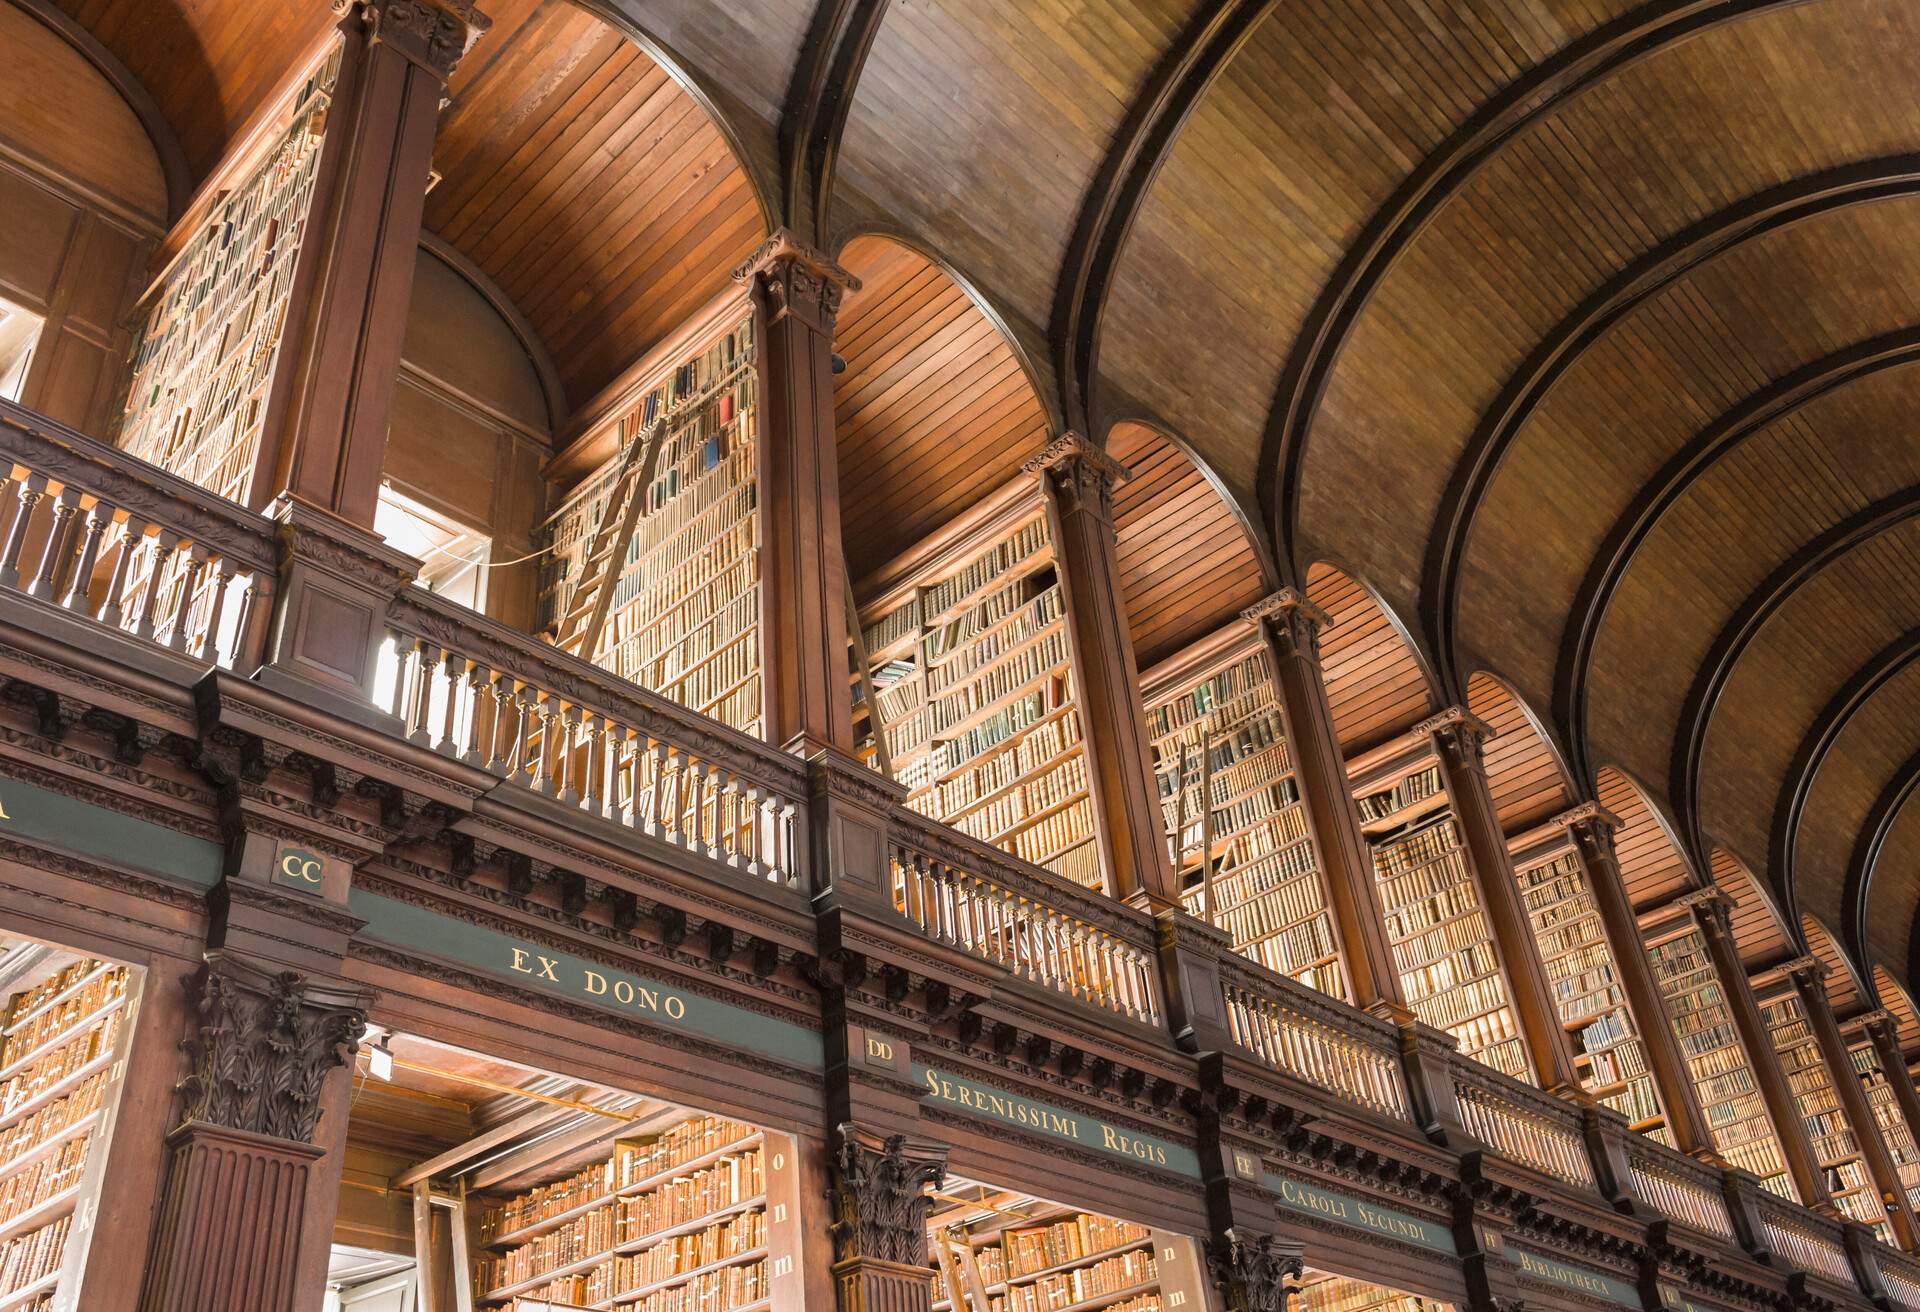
{"left": 1050, "top": 0, "right": 1276, "bottom": 436}
{"left": 1260, "top": 0, "right": 1798, "bottom": 577}
{"left": 1669, "top": 488, "right": 1920, "bottom": 870}
{"left": 1846, "top": 746, "right": 1920, "bottom": 973}
{"left": 778, "top": 0, "right": 890, "bottom": 243}
{"left": 1557, "top": 331, "right": 1920, "bottom": 781}
{"left": 1103, "top": 408, "right": 1282, "bottom": 591}
{"left": 13, "top": 0, "right": 191, "bottom": 222}
{"left": 1423, "top": 160, "right": 1920, "bottom": 694}
{"left": 1769, "top": 630, "right": 1920, "bottom": 924}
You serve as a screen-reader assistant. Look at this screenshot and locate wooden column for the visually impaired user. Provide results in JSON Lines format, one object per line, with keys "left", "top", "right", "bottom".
{"left": 1784, "top": 957, "right": 1920, "bottom": 1252}
{"left": 1679, "top": 889, "right": 1831, "bottom": 1209}
{"left": 1424, "top": 707, "right": 1583, "bottom": 1094}
{"left": 252, "top": 0, "right": 491, "bottom": 526}
{"left": 829, "top": 1124, "right": 948, "bottom": 1312}
{"left": 137, "top": 952, "right": 370, "bottom": 1312}
{"left": 1864, "top": 1010, "right": 1920, "bottom": 1211}
{"left": 1245, "top": 589, "right": 1407, "bottom": 1018}
{"left": 735, "top": 230, "right": 860, "bottom": 756}
{"left": 1026, "top": 433, "right": 1180, "bottom": 908}
{"left": 1558, "top": 804, "right": 1716, "bottom": 1156}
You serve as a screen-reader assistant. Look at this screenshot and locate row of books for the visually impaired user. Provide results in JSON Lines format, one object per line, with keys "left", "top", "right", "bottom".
{"left": 1371, "top": 818, "right": 1463, "bottom": 879}
{"left": 928, "top": 626, "right": 1071, "bottom": 737}
{"left": 934, "top": 684, "right": 1069, "bottom": 777}
{"left": 950, "top": 754, "right": 1088, "bottom": 847}
{"left": 0, "top": 1008, "right": 124, "bottom": 1122}
{"left": 1601, "top": 1075, "right": 1664, "bottom": 1124}
{"left": 618, "top": 1257, "right": 765, "bottom": 1312}
{"left": 921, "top": 518, "right": 1052, "bottom": 625}
{"left": 1355, "top": 766, "right": 1443, "bottom": 824}
{"left": 0, "top": 1131, "right": 86, "bottom": 1226}
{"left": 1145, "top": 653, "right": 1277, "bottom": 742}
{"left": 0, "top": 1213, "right": 66, "bottom": 1298}
{"left": 932, "top": 711, "right": 1083, "bottom": 817}
{"left": 1158, "top": 744, "right": 1298, "bottom": 840}
{"left": 1203, "top": 871, "right": 1333, "bottom": 945}
{"left": 1020, "top": 1248, "right": 1156, "bottom": 1309}
{"left": 925, "top": 585, "right": 1064, "bottom": 692}
{"left": 1003, "top": 1217, "right": 1150, "bottom": 1278}
{"left": 0, "top": 1070, "right": 106, "bottom": 1174}
{"left": 483, "top": 1209, "right": 764, "bottom": 1303}
{"left": 1193, "top": 835, "right": 1324, "bottom": 913}
{"left": 1299, "top": 1274, "right": 1451, "bottom": 1312}
{"left": 1164, "top": 785, "right": 1307, "bottom": 863}
{"left": 1, "top": 967, "right": 125, "bottom": 1071}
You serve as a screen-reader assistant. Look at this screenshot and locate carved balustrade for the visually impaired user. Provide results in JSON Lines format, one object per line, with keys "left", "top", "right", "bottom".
{"left": 1449, "top": 1055, "right": 1597, "bottom": 1189}
{"left": 0, "top": 399, "right": 275, "bottom": 669}
{"left": 1217, "top": 954, "right": 1411, "bottom": 1122}
{"left": 1875, "top": 1244, "right": 1920, "bottom": 1312}
{"left": 1747, "top": 1185, "right": 1855, "bottom": 1284}
{"left": 888, "top": 808, "right": 1161, "bottom": 1025}
{"left": 383, "top": 587, "right": 807, "bottom": 887}
{"left": 1623, "top": 1135, "right": 1736, "bottom": 1239}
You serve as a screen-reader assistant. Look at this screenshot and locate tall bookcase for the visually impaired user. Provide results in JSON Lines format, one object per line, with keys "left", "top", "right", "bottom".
{"left": 472, "top": 1113, "right": 806, "bottom": 1312}
{"left": 0, "top": 952, "right": 141, "bottom": 1312}
{"left": 1639, "top": 916, "right": 1792, "bottom": 1197}
{"left": 117, "top": 47, "right": 340, "bottom": 504}
{"left": 1849, "top": 1037, "right": 1920, "bottom": 1211}
{"left": 928, "top": 1190, "right": 1209, "bottom": 1312}
{"left": 537, "top": 315, "right": 762, "bottom": 737}
{"left": 1140, "top": 628, "right": 1345, "bottom": 1000}
{"left": 1351, "top": 744, "right": 1529, "bottom": 1082}
{"left": 1298, "top": 1270, "right": 1455, "bottom": 1312}
{"left": 1511, "top": 843, "right": 1667, "bottom": 1139}
{"left": 1757, "top": 987, "right": 1887, "bottom": 1240}
{"left": 855, "top": 483, "right": 1102, "bottom": 890}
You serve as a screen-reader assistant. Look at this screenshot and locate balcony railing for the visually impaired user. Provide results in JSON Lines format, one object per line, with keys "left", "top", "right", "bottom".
{"left": 1451, "top": 1057, "right": 1596, "bottom": 1189}
{"left": 1877, "top": 1246, "right": 1920, "bottom": 1312}
{"left": 1218, "top": 954, "right": 1410, "bottom": 1122}
{"left": 1624, "top": 1136, "right": 1735, "bottom": 1240}
{"left": 889, "top": 809, "right": 1160, "bottom": 1026}
{"left": 383, "top": 588, "right": 807, "bottom": 888}
{"left": 0, "top": 401, "right": 275, "bottom": 671}
{"left": 1750, "top": 1188, "right": 1854, "bottom": 1284}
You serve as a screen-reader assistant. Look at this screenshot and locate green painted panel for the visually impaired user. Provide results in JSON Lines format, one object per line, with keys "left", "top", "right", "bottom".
{"left": 1263, "top": 1170, "right": 1456, "bottom": 1254}
{"left": 0, "top": 773, "right": 220, "bottom": 888}
{"left": 913, "top": 1063, "right": 1201, "bottom": 1178}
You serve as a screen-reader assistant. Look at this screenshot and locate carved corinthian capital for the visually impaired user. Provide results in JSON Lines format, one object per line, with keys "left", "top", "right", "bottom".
{"left": 333, "top": 0, "right": 492, "bottom": 80}
{"left": 1023, "top": 432, "right": 1131, "bottom": 523}
{"left": 179, "top": 952, "right": 370, "bottom": 1144}
{"left": 733, "top": 228, "right": 862, "bottom": 331}
{"left": 830, "top": 1123, "right": 947, "bottom": 1268}
{"left": 1206, "top": 1228, "right": 1304, "bottom": 1312}
{"left": 1242, "top": 588, "right": 1329, "bottom": 665}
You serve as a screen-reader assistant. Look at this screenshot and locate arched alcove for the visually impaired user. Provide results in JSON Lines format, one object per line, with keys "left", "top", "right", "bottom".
{"left": 1595, "top": 766, "right": 1698, "bottom": 911}
{"left": 1466, "top": 670, "right": 1576, "bottom": 834}
{"left": 1304, "top": 560, "right": 1437, "bottom": 755}
{"left": 1710, "top": 847, "right": 1796, "bottom": 968}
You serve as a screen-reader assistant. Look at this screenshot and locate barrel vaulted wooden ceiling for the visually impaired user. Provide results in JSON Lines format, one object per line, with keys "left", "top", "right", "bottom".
{"left": 42, "top": 0, "right": 1920, "bottom": 995}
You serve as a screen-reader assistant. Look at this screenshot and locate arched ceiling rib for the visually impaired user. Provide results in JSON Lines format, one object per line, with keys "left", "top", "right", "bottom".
{"left": 1803, "top": 917, "right": 1864, "bottom": 1017}
{"left": 1848, "top": 748, "right": 1920, "bottom": 975}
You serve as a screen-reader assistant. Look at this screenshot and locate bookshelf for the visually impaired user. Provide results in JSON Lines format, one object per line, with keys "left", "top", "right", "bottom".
{"left": 1298, "top": 1269, "right": 1455, "bottom": 1312}
{"left": 117, "top": 48, "right": 340, "bottom": 504}
{"left": 1641, "top": 923, "right": 1793, "bottom": 1197}
{"left": 857, "top": 493, "right": 1103, "bottom": 890}
{"left": 1514, "top": 847, "right": 1667, "bottom": 1139}
{"left": 1758, "top": 990, "right": 1888, "bottom": 1240}
{"left": 1142, "top": 634, "right": 1345, "bottom": 1000}
{"left": 1358, "top": 757, "right": 1529, "bottom": 1082}
{"left": 537, "top": 316, "right": 762, "bottom": 737}
{"left": 927, "top": 1186, "right": 1208, "bottom": 1312}
{"left": 0, "top": 950, "right": 139, "bottom": 1312}
{"left": 472, "top": 1112, "right": 803, "bottom": 1312}
{"left": 1849, "top": 1039, "right": 1920, "bottom": 1211}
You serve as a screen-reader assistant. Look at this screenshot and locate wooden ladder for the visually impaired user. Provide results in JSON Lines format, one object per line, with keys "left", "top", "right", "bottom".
{"left": 551, "top": 416, "right": 666, "bottom": 660}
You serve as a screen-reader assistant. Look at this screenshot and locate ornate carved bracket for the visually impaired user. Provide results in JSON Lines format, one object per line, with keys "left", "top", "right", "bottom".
{"left": 1206, "top": 1228, "right": 1304, "bottom": 1312}
{"left": 1242, "top": 589, "right": 1331, "bottom": 665}
{"left": 1022, "top": 432, "right": 1132, "bottom": 523}
{"left": 178, "top": 951, "right": 370, "bottom": 1144}
{"left": 830, "top": 1123, "right": 948, "bottom": 1268}
{"left": 733, "top": 227, "right": 862, "bottom": 332}
{"left": 1417, "top": 704, "right": 1495, "bottom": 770}
{"left": 334, "top": 0, "right": 492, "bottom": 80}
{"left": 1553, "top": 802, "right": 1623, "bottom": 862}
{"left": 1777, "top": 954, "right": 1827, "bottom": 991}
{"left": 1673, "top": 885, "right": 1733, "bottom": 937}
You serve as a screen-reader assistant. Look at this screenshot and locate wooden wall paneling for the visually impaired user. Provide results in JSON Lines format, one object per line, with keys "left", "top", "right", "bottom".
{"left": 1465, "top": 671, "right": 1573, "bottom": 837}
{"left": 1710, "top": 847, "right": 1794, "bottom": 968}
{"left": 1803, "top": 917, "right": 1864, "bottom": 1019}
{"left": 1304, "top": 561, "right": 1434, "bottom": 755}
{"left": 1597, "top": 766, "right": 1696, "bottom": 912}
{"left": 1873, "top": 966, "right": 1920, "bottom": 1059}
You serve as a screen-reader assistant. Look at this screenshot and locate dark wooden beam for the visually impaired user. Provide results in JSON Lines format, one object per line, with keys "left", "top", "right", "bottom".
{"left": 1770, "top": 630, "right": 1920, "bottom": 928}
{"left": 1668, "top": 488, "right": 1920, "bottom": 870}
{"left": 1558, "top": 331, "right": 1920, "bottom": 780}
{"left": 1422, "top": 160, "right": 1920, "bottom": 694}
{"left": 1049, "top": 0, "right": 1275, "bottom": 436}
{"left": 1260, "top": 0, "right": 1795, "bottom": 582}
{"left": 1844, "top": 746, "right": 1920, "bottom": 977}
{"left": 778, "top": 0, "right": 891, "bottom": 243}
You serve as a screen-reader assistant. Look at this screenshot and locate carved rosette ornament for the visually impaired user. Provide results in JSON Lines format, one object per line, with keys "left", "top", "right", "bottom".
{"left": 733, "top": 228, "right": 862, "bottom": 333}
{"left": 1242, "top": 589, "right": 1329, "bottom": 666}
{"left": 179, "top": 952, "right": 369, "bottom": 1144}
{"left": 1205, "top": 1228, "right": 1305, "bottom": 1312}
{"left": 1022, "top": 432, "right": 1132, "bottom": 524}
{"left": 830, "top": 1124, "right": 947, "bottom": 1268}
{"left": 333, "top": 0, "right": 492, "bottom": 80}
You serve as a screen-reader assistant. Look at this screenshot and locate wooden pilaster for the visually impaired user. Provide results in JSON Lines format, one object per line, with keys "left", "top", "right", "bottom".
{"left": 1424, "top": 706, "right": 1583, "bottom": 1094}
{"left": 735, "top": 229, "right": 860, "bottom": 755}
{"left": 1864, "top": 1010, "right": 1920, "bottom": 1211}
{"left": 1245, "top": 589, "right": 1408, "bottom": 1018}
{"left": 1784, "top": 958, "right": 1920, "bottom": 1252}
{"left": 1681, "top": 889, "right": 1832, "bottom": 1210}
{"left": 251, "top": 0, "right": 490, "bottom": 526}
{"left": 1558, "top": 804, "right": 1716, "bottom": 1156}
{"left": 1025, "top": 433, "right": 1179, "bottom": 908}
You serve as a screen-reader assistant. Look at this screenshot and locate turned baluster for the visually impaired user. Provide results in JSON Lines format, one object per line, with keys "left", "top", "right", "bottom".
{"left": 386, "top": 631, "right": 415, "bottom": 722}
{"left": 162, "top": 545, "right": 208, "bottom": 649}
{"left": 26, "top": 486, "right": 81, "bottom": 601}
{"left": 433, "top": 649, "right": 462, "bottom": 754}
{"left": 61, "top": 503, "right": 114, "bottom": 617}
{"left": 132, "top": 532, "right": 181, "bottom": 642}
{"left": 194, "top": 558, "right": 234, "bottom": 663}
{"left": 0, "top": 475, "right": 48, "bottom": 590}
{"left": 96, "top": 517, "right": 145, "bottom": 629}
{"left": 555, "top": 703, "right": 583, "bottom": 805}
{"left": 460, "top": 664, "right": 493, "bottom": 767}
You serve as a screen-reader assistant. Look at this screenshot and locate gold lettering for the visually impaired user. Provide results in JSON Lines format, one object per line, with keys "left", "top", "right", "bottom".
{"left": 636, "top": 986, "right": 660, "bottom": 1012}
{"left": 664, "top": 995, "right": 685, "bottom": 1020}
{"left": 510, "top": 948, "right": 533, "bottom": 973}
{"left": 868, "top": 1036, "right": 894, "bottom": 1062}
{"left": 1169, "top": 1293, "right": 1187, "bottom": 1307}
{"left": 535, "top": 954, "right": 559, "bottom": 981}
{"left": 583, "top": 970, "right": 607, "bottom": 995}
